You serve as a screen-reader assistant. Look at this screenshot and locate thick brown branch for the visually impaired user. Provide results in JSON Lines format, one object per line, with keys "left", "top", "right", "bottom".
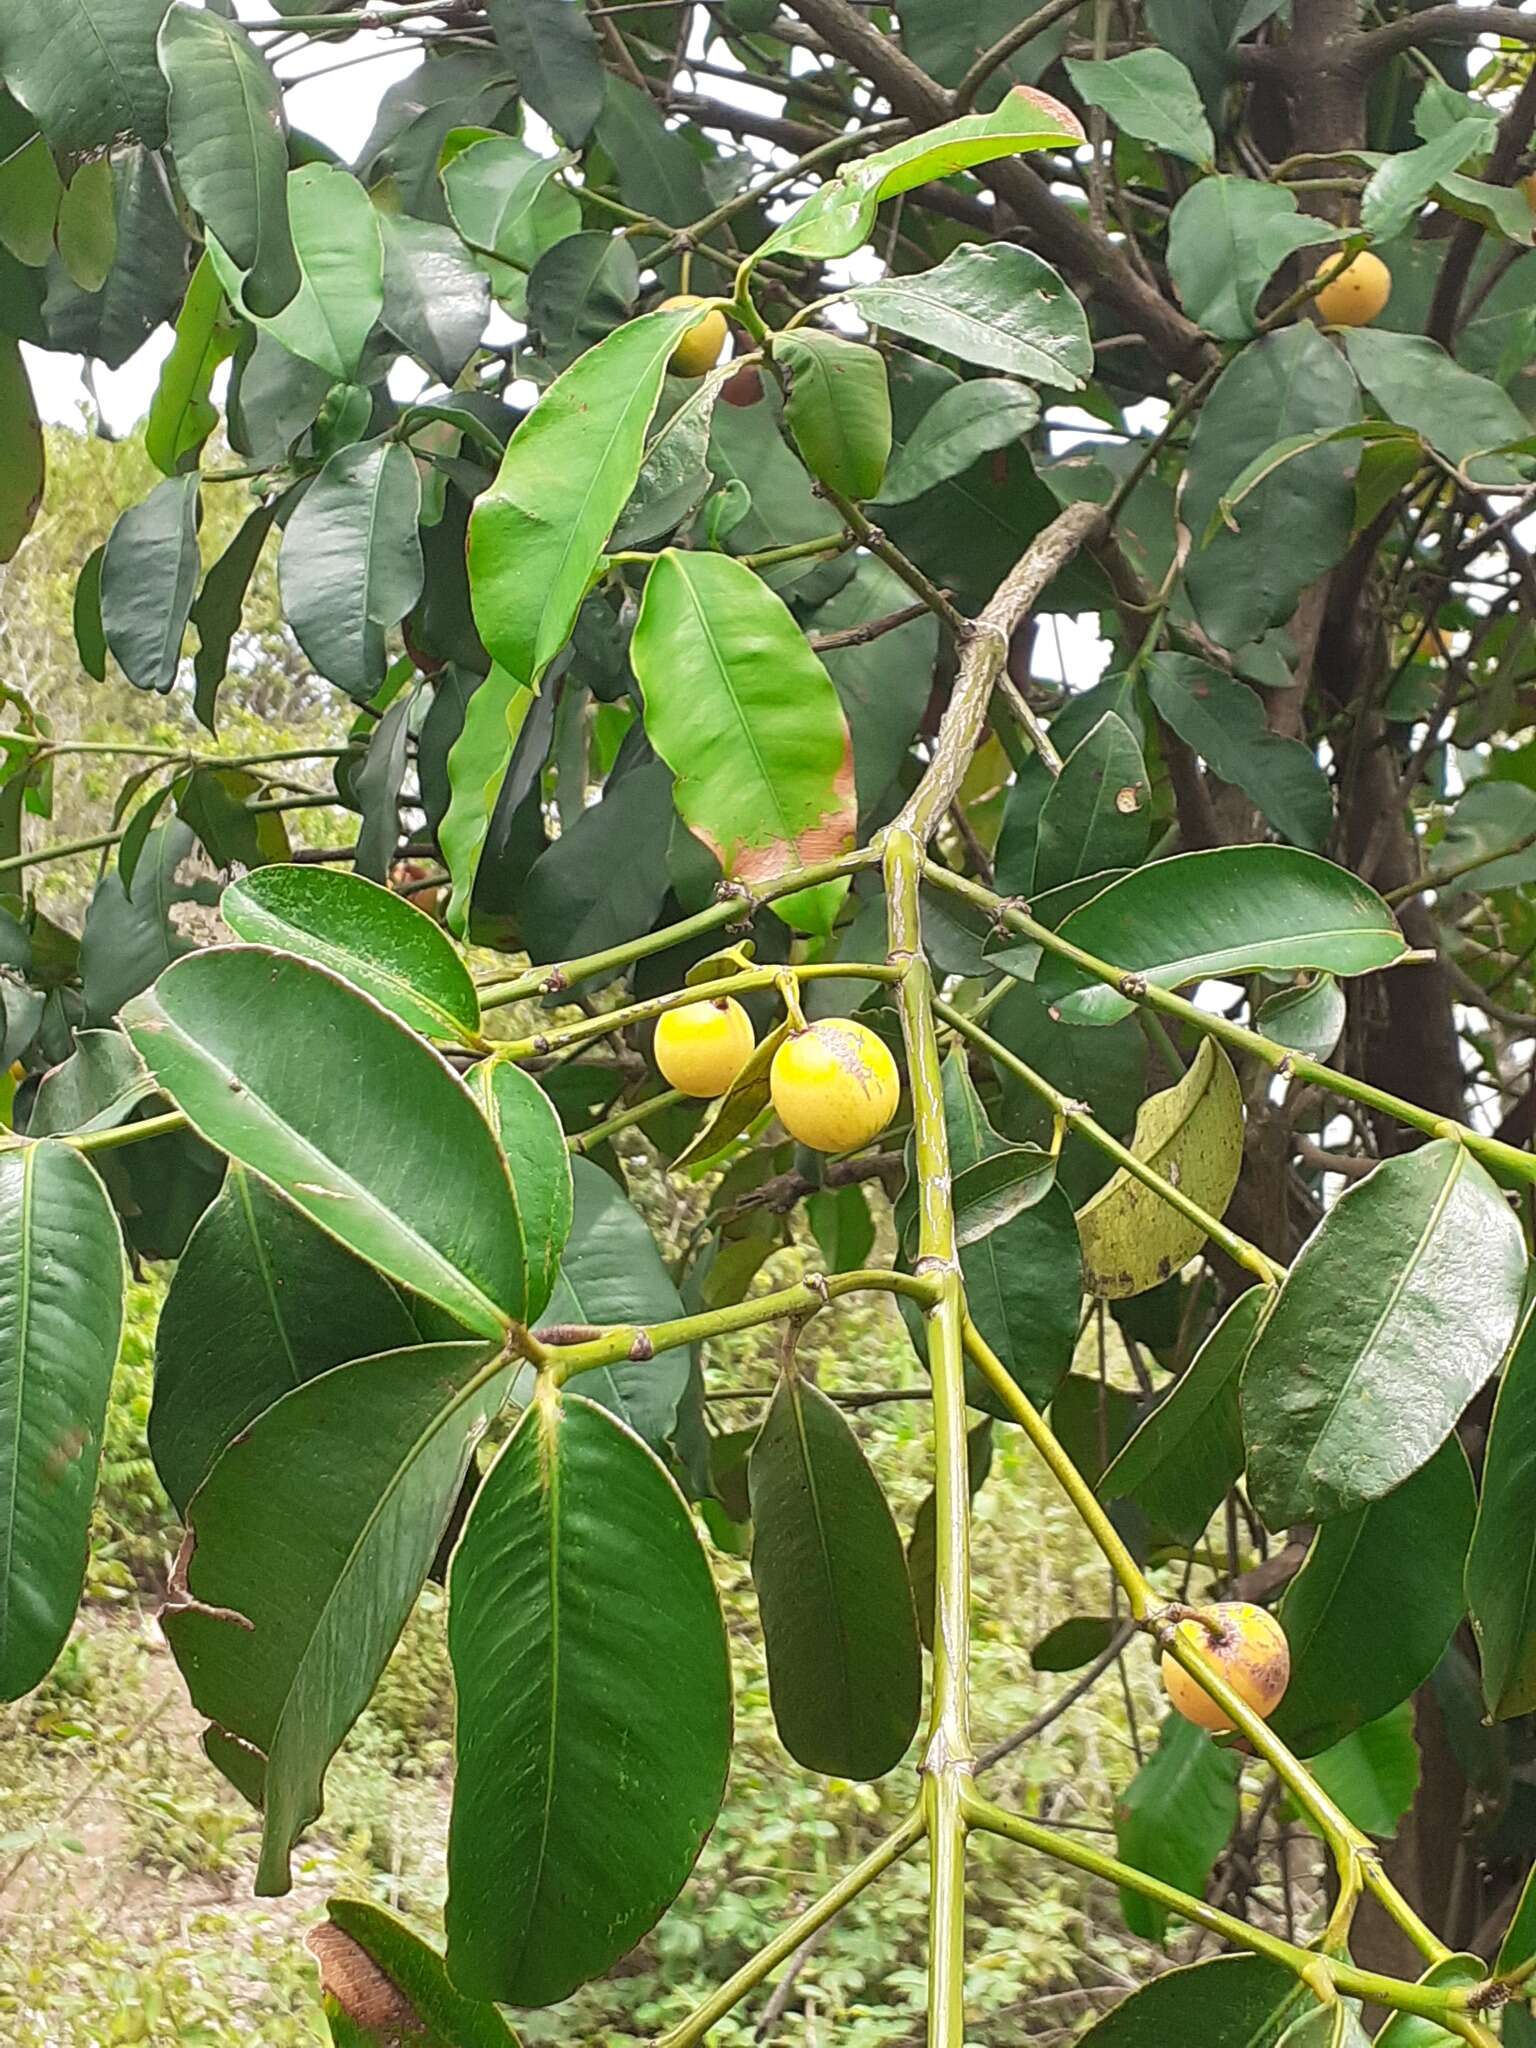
{"left": 1349, "top": 6, "right": 1536, "bottom": 73}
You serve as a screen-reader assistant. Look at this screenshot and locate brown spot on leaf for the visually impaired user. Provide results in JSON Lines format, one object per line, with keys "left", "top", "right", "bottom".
{"left": 307, "top": 1923, "right": 425, "bottom": 2040}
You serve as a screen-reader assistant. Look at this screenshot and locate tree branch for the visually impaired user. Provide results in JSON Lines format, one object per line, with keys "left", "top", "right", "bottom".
{"left": 1349, "top": 7, "right": 1536, "bottom": 74}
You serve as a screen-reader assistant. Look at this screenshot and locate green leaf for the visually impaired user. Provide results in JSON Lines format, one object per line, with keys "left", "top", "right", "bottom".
{"left": 471, "top": 1057, "right": 572, "bottom": 1329}
{"left": 1146, "top": 654, "right": 1333, "bottom": 852}
{"left": 1276, "top": 2007, "right": 1370, "bottom": 2048}
{"left": 150, "top": 1166, "right": 420, "bottom": 1513}
{"left": 1466, "top": 1299, "right": 1536, "bottom": 1719}
{"left": 79, "top": 819, "right": 219, "bottom": 1024}
{"left": 0, "top": 131, "right": 62, "bottom": 271}
{"left": 1114, "top": 1713, "right": 1240, "bottom": 1941}
{"left": 516, "top": 753, "right": 674, "bottom": 966}
{"left": 445, "top": 1386, "right": 731, "bottom": 2005}
{"left": 1166, "top": 179, "right": 1333, "bottom": 341}
{"left": 1243, "top": 1141, "right": 1525, "bottom": 1526}
{"left": 1102, "top": 1286, "right": 1269, "bottom": 1544}
{"left": 526, "top": 228, "right": 639, "bottom": 374}
{"left": 0, "top": 0, "right": 168, "bottom": 153}
{"left": 157, "top": 3, "right": 299, "bottom": 318}
{"left": 314, "top": 1899, "right": 520, "bottom": 2048}
{"left": 749, "top": 1372, "right": 922, "bottom": 1778}
{"left": 1076, "top": 1039, "right": 1244, "bottom": 1299}
{"left": 378, "top": 213, "right": 491, "bottom": 385}
{"left": 222, "top": 866, "right": 481, "bottom": 1048}
{"left": 0, "top": 1142, "right": 123, "bottom": 1701}
{"left": 848, "top": 242, "right": 1092, "bottom": 390}
{"left": 1065, "top": 49, "right": 1214, "bottom": 166}
{"left": 43, "top": 144, "right": 186, "bottom": 369}
{"left": 1497, "top": 1861, "right": 1536, "bottom": 1976}
{"left": 438, "top": 663, "right": 536, "bottom": 936}
{"left": 0, "top": 338, "right": 43, "bottom": 565}
{"left": 440, "top": 132, "right": 578, "bottom": 304}
{"left": 211, "top": 163, "right": 383, "bottom": 380}
{"left": 56, "top": 155, "right": 116, "bottom": 291}
{"left": 1080, "top": 1954, "right": 1307, "bottom": 2046}
{"left": 1031, "top": 1615, "right": 1118, "bottom": 1672}
{"left": 760, "top": 93, "right": 1084, "bottom": 263}
{"left": 279, "top": 439, "right": 424, "bottom": 703}
{"left": 484, "top": 0, "right": 602, "bottom": 146}
{"left": 190, "top": 501, "right": 277, "bottom": 728}
{"left": 807, "top": 1182, "right": 876, "bottom": 1274}
{"left": 73, "top": 541, "right": 107, "bottom": 681}
{"left": 1267, "top": 1436, "right": 1475, "bottom": 1756}
{"left": 630, "top": 549, "right": 855, "bottom": 935}
{"left": 124, "top": 947, "right": 531, "bottom": 1337}
{"left": 28, "top": 1028, "right": 156, "bottom": 1139}
{"left": 100, "top": 473, "right": 200, "bottom": 695}
{"left": 468, "top": 301, "right": 704, "bottom": 694}
{"left": 1254, "top": 975, "right": 1346, "bottom": 1063}
{"left": 1182, "top": 326, "right": 1363, "bottom": 650}
{"left": 953, "top": 1145, "right": 1058, "bottom": 1245}
{"left": 907, "top": 1419, "right": 993, "bottom": 1651}
{"left": 166, "top": 1341, "right": 505, "bottom": 1891}
{"left": 1032, "top": 712, "right": 1149, "bottom": 893}
{"left": 1033, "top": 847, "right": 1406, "bottom": 1026}
{"left": 1342, "top": 328, "right": 1531, "bottom": 487}
{"left": 1373, "top": 1956, "right": 1486, "bottom": 2048}
{"left": 1304, "top": 1703, "right": 1420, "bottom": 1840}
{"left": 145, "top": 253, "right": 236, "bottom": 477}
{"left": 810, "top": 557, "right": 938, "bottom": 819}
{"left": 774, "top": 329, "right": 891, "bottom": 501}
{"left": 1361, "top": 121, "right": 1489, "bottom": 244}
{"left": 542, "top": 1156, "right": 690, "bottom": 1452}
{"left": 874, "top": 377, "right": 1040, "bottom": 506}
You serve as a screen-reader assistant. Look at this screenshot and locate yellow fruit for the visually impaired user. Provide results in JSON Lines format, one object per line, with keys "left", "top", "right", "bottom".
{"left": 654, "top": 997, "right": 755, "bottom": 1098}
{"left": 770, "top": 1019, "right": 900, "bottom": 1154}
{"left": 1313, "top": 249, "right": 1392, "bottom": 328}
{"left": 658, "top": 294, "right": 728, "bottom": 378}
{"left": 1161, "top": 1602, "right": 1291, "bottom": 1734}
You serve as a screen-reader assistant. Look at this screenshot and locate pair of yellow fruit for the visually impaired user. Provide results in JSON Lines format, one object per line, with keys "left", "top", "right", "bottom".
{"left": 655, "top": 998, "right": 900, "bottom": 1154}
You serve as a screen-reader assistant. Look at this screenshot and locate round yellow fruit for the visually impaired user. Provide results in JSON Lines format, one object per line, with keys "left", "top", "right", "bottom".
{"left": 1313, "top": 249, "right": 1392, "bottom": 328}
{"left": 659, "top": 294, "right": 728, "bottom": 378}
{"left": 770, "top": 1019, "right": 900, "bottom": 1154}
{"left": 1161, "top": 1602, "right": 1291, "bottom": 1734}
{"left": 654, "top": 997, "right": 756, "bottom": 1099}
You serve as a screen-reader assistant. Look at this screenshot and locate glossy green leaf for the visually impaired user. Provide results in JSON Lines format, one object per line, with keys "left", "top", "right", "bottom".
{"left": 1373, "top": 1956, "right": 1485, "bottom": 2048}
{"left": 1102, "top": 1286, "right": 1269, "bottom": 1543}
{"left": 145, "top": 253, "right": 235, "bottom": 477}
{"left": 1467, "top": 1299, "right": 1536, "bottom": 1719}
{"left": 166, "top": 1341, "right": 504, "bottom": 1891}
{"left": 875, "top": 377, "right": 1040, "bottom": 506}
{"left": 1034, "top": 847, "right": 1406, "bottom": 1026}
{"left": 157, "top": 4, "right": 299, "bottom": 318}
{"left": 314, "top": 1899, "right": 520, "bottom": 2048}
{"left": 0, "top": 1142, "right": 123, "bottom": 1701}
{"left": 378, "top": 212, "right": 490, "bottom": 384}
{"left": 279, "top": 439, "right": 424, "bottom": 703}
{"left": 953, "top": 1145, "right": 1058, "bottom": 1245}
{"left": 100, "top": 473, "right": 199, "bottom": 695}
{"left": 1080, "top": 1954, "right": 1307, "bottom": 2046}
{"left": 212, "top": 163, "right": 383, "bottom": 380}
{"left": 1031, "top": 1615, "right": 1119, "bottom": 1672}
{"left": 1033, "top": 712, "right": 1149, "bottom": 894}
{"left": 445, "top": 1387, "right": 731, "bottom": 2004}
{"left": 526, "top": 228, "right": 639, "bottom": 374}
{"left": 190, "top": 502, "right": 277, "bottom": 728}
{"left": 0, "top": 0, "right": 168, "bottom": 153}
{"left": 125, "top": 947, "right": 530, "bottom": 1337}
{"left": 56, "top": 155, "right": 116, "bottom": 291}
{"left": 749, "top": 1372, "right": 921, "bottom": 1778}
{"left": 1276, "top": 2006, "right": 1370, "bottom": 2048}
{"left": 73, "top": 542, "right": 107, "bottom": 681}
{"left": 760, "top": 93, "right": 1084, "bottom": 263}
{"left": 775, "top": 329, "right": 891, "bottom": 502}
{"left": 517, "top": 754, "right": 674, "bottom": 966}
{"left": 1065, "top": 48, "right": 1214, "bottom": 165}
{"left": 42, "top": 144, "right": 186, "bottom": 369}
{"left": 438, "top": 663, "right": 536, "bottom": 936}
{"left": 849, "top": 242, "right": 1092, "bottom": 390}
{"left": 0, "top": 338, "right": 43, "bottom": 565}
{"left": 1114, "top": 1713, "right": 1240, "bottom": 1940}
{"left": 1076, "top": 1039, "right": 1243, "bottom": 1299}
{"left": 150, "top": 1166, "right": 420, "bottom": 1513}
{"left": 27, "top": 1028, "right": 156, "bottom": 1139}
{"left": 441, "top": 132, "right": 578, "bottom": 304}
{"left": 1244, "top": 1141, "right": 1524, "bottom": 1526}
{"left": 807, "top": 1183, "right": 876, "bottom": 1274}
{"left": 1268, "top": 1436, "right": 1476, "bottom": 1756}
{"left": 1146, "top": 654, "right": 1332, "bottom": 852}
{"left": 543, "top": 1157, "right": 690, "bottom": 1452}
{"left": 706, "top": 386, "right": 858, "bottom": 601}
{"left": 467, "top": 301, "right": 704, "bottom": 696}
{"left": 907, "top": 1420, "right": 993, "bottom": 1652}
{"left": 1343, "top": 328, "right": 1530, "bottom": 487}
{"left": 1304, "top": 1702, "right": 1420, "bottom": 1840}
{"left": 1183, "top": 327, "right": 1363, "bottom": 650}
{"left": 631, "top": 549, "right": 855, "bottom": 935}
{"left": 1254, "top": 975, "right": 1346, "bottom": 1063}
{"left": 79, "top": 820, "right": 219, "bottom": 1025}
{"left": 471, "top": 1058, "right": 571, "bottom": 1329}
{"left": 1167, "top": 179, "right": 1333, "bottom": 340}
{"left": 1361, "top": 121, "right": 1489, "bottom": 244}
{"left": 484, "top": 0, "right": 602, "bottom": 146}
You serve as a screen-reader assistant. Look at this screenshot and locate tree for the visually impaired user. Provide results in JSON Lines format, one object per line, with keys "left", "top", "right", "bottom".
{"left": 2, "top": 0, "right": 1536, "bottom": 2039}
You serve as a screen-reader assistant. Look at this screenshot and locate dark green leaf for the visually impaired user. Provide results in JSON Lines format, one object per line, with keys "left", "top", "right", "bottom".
{"left": 527, "top": 228, "right": 639, "bottom": 373}
{"left": 1065, "top": 48, "right": 1214, "bottom": 165}
{"left": 166, "top": 1341, "right": 504, "bottom": 1890}
{"left": 1244, "top": 1141, "right": 1524, "bottom": 1525}
{"left": 807, "top": 1182, "right": 876, "bottom": 1273}
{"left": 1269, "top": 1437, "right": 1476, "bottom": 1756}
{"left": 1033, "top": 847, "right": 1406, "bottom": 1026}
{"left": 73, "top": 542, "right": 106, "bottom": 681}
{"left": 157, "top": 3, "right": 299, "bottom": 317}
{"left": 125, "top": 947, "right": 530, "bottom": 1337}
{"left": 1033, "top": 712, "right": 1149, "bottom": 893}
{"left": 315, "top": 1898, "right": 520, "bottom": 2048}
{"left": 1304, "top": 1703, "right": 1420, "bottom": 1840}
{"left": 874, "top": 377, "right": 1040, "bottom": 506}
{"left": 0, "top": 0, "right": 168, "bottom": 153}
{"left": 42, "top": 145, "right": 186, "bottom": 368}
{"left": 775, "top": 329, "right": 891, "bottom": 501}
{"left": 1373, "top": 1956, "right": 1486, "bottom": 2048}
{"left": 445, "top": 1387, "right": 731, "bottom": 2004}
{"left": 150, "top": 1166, "right": 420, "bottom": 1513}
{"left": 0, "top": 1142, "right": 123, "bottom": 1701}
{"left": 0, "top": 338, "right": 42, "bottom": 565}
{"left": 279, "top": 440, "right": 424, "bottom": 703}
{"left": 1343, "top": 328, "right": 1530, "bottom": 487}
{"left": 749, "top": 1372, "right": 922, "bottom": 1778}
{"left": 1167, "top": 180, "right": 1333, "bottom": 340}
{"left": 1031, "top": 1615, "right": 1118, "bottom": 1672}
{"left": 848, "top": 242, "right": 1092, "bottom": 390}
{"left": 485, "top": 0, "right": 602, "bottom": 146}
{"left": 100, "top": 473, "right": 199, "bottom": 695}
{"left": 1254, "top": 975, "right": 1346, "bottom": 1063}
{"left": 1114, "top": 1713, "right": 1240, "bottom": 1940}
{"left": 190, "top": 502, "right": 278, "bottom": 729}
{"left": 1497, "top": 1861, "right": 1536, "bottom": 1976}
{"left": 1079, "top": 1954, "right": 1306, "bottom": 2045}
{"left": 1467, "top": 1299, "right": 1536, "bottom": 1719}
{"left": 379, "top": 212, "right": 491, "bottom": 384}
{"left": 79, "top": 819, "right": 220, "bottom": 1025}
{"left": 1146, "top": 654, "right": 1332, "bottom": 851}
{"left": 471, "top": 1057, "right": 572, "bottom": 1328}
{"left": 28, "top": 1029, "right": 156, "bottom": 1139}
{"left": 811, "top": 558, "right": 937, "bottom": 821}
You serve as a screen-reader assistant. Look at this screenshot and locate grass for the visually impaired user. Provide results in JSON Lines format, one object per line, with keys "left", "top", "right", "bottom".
{"left": 0, "top": 1195, "right": 1269, "bottom": 2047}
